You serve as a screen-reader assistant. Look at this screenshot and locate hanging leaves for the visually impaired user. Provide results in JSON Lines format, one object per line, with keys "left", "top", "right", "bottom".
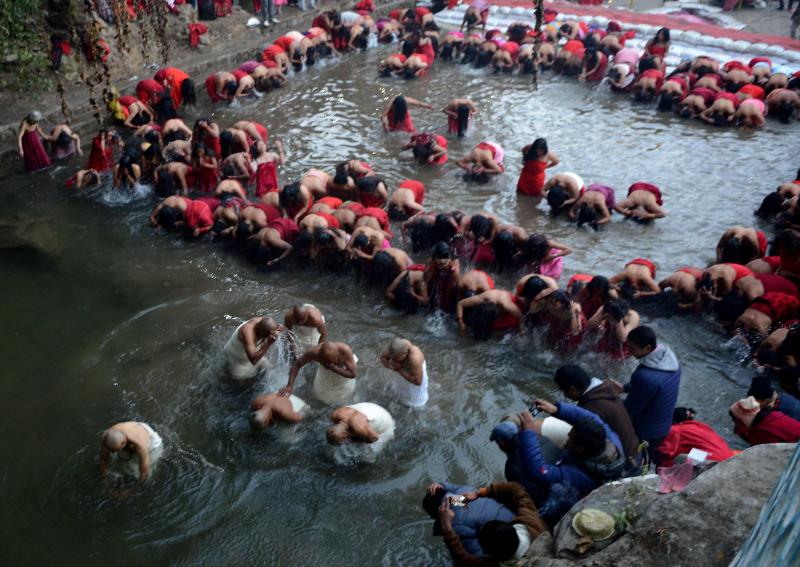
{"left": 531, "top": 0, "right": 544, "bottom": 90}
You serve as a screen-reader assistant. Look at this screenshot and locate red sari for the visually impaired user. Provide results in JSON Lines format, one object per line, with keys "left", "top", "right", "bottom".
{"left": 21, "top": 130, "right": 51, "bottom": 172}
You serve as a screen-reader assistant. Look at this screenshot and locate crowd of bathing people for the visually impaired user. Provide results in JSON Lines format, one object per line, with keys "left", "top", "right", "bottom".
{"left": 16, "top": 4, "right": 800, "bottom": 564}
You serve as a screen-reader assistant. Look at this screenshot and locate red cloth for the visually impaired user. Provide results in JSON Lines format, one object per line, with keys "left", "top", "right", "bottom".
{"left": 678, "top": 267, "right": 703, "bottom": 279}
{"left": 657, "top": 420, "right": 736, "bottom": 467}
{"left": 268, "top": 218, "right": 300, "bottom": 242}
{"left": 359, "top": 191, "right": 385, "bottom": 209}
{"left": 274, "top": 36, "right": 295, "bottom": 52}
{"left": 214, "top": 0, "right": 231, "bottom": 17}
{"left": 157, "top": 67, "right": 191, "bottom": 107}
{"left": 517, "top": 160, "right": 548, "bottom": 196}
{"left": 355, "top": 0, "right": 374, "bottom": 12}
{"left": 749, "top": 292, "right": 800, "bottom": 323}
{"left": 317, "top": 212, "right": 340, "bottom": 229}
{"left": 262, "top": 45, "right": 286, "bottom": 63}
{"left": 198, "top": 162, "right": 219, "bottom": 193}
{"left": 754, "top": 273, "right": 798, "bottom": 297}
{"left": 431, "top": 135, "right": 448, "bottom": 164}
{"left": 543, "top": 310, "right": 587, "bottom": 352}
{"left": 628, "top": 181, "right": 662, "bottom": 206}
{"left": 317, "top": 197, "right": 343, "bottom": 209}
{"left": 645, "top": 42, "right": 667, "bottom": 58}
{"left": 253, "top": 122, "right": 268, "bottom": 144}
{"left": 184, "top": 199, "right": 213, "bottom": 230}
{"left": 715, "top": 91, "right": 740, "bottom": 108}
{"left": 87, "top": 135, "right": 113, "bottom": 172}
{"left": 399, "top": 180, "right": 425, "bottom": 204}
{"left": 501, "top": 41, "right": 520, "bottom": 59}
{"left": 231, "top": 69, "right": 248, "bottom": 83}
{"left": 691, "top": 87, "right": 717, "bottom": 107}
{"left": 136, "top": 79, "right": 164, "bottom": 105}
{"left": 254, "top": 161, "right": 279, "bottom": 197}
{"left": 723, "top": 60, "right": 752, "bottom": 74}
{"left": 414, "top": 6, "right": 431, "bottom": 20}
{"left": 569, "top": 273, "right": 594, "bottom": 289}
{"left": 738, "top": 84, "right": 765, "bottom": 100}
{"left": 627, "top": 258, "right": 656, "bottom": 279}
{"left": 205, "top": 74, "right": 222, "bottom": 103}
{"left": 756, "top": 229, "right": 767, "bottom": 256}
{"left": 585, "top": 51, "right": 608, "bottom": 81}
{"left": 21, "top": 130, "right": 51, "bottom": 172}
{"left": 640, "top": 68, "right": 665, "bottom": 89}
{"left": 342, "top": 201, "right": 365, "bottom": 216}
{"left": 188, "top": 23, "right": 208, "bottom": 49}
{"left": 472, "top": 241, "right": 495, "bottom": 265}
{"left": 194, "top": 196, "right": 220, "bottom": 211}
{"left": 763, "top": 256, "right": 782, "bottom": 272}
{"left": 748, "top": 56, "right": 772, "bottom": 69}
{"left": 361, "top": 207, "right": 390, "bottom": 231}
{"left": 388, "top": 108, "right": 415, "bottom": 132}
{"left": 204, "top": 133, "right": 221, "bottom": 159}
{"left": 735, "top": 411, "right": 800, "bottom": 445}
{"left": 415, "top": 40, "right": 436, "bottom": 63}
{"left": 493, "top": 293, "right": 522, "bottom": 331}
{"left": 118, "top": 95, "right": 138, "bottom": 108}
{"left": 562, "top": 39, "right": 584, "bottom": 54}
{"left": 724, "top": 263, "right": 753, "bottom": 282}
{"left": 250, "top": 203, "right": 283, "bottom": 222}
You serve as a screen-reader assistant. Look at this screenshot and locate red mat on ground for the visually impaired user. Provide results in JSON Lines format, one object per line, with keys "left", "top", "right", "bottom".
{"left": 466, "top": 0, "right": 800, "bottom": 51}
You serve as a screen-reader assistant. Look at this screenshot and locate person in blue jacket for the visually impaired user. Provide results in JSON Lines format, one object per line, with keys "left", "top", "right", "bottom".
{"left": 619, "top": 325, "right": 682, "bottom": 465}
{"left": 422, "top": 481, "right": 515, "bottom": 556}
{"left": 518, "top": 400, "right": 626, "bottom": 505}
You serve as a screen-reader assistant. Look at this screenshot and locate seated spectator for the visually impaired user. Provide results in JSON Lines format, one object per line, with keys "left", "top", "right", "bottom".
{"left": 657, "top": 407, "right": 736, "bottom": 467}
{"left": 730, "top": 396, "right": 800, "bottom": 445}
{"left": 618, "top": 326, "right": 681, "bottom": 464}
{"left": 518, "top": 401, "right": 625, "bottom": 523}
{"left": 424, "top": 481, "right": 547, "bottom": 565}
{"left": 748, "top": 375, "right": 800, "bottom": 421}
{"left": 553, "top": 364, "right": 641, "bottom": 468}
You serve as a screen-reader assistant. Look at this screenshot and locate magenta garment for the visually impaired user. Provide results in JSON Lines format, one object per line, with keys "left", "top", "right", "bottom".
{"left": 21, "top": 130, "right": 51, "bottom": 172}
{"left": 539, "top": 249, "right": 564, "bottom": 279}
{"left": 587, "top": 183, "right": 616, "bottom": 210}
{"left": 613, "top": 48, "right": 640, "bottom": 70}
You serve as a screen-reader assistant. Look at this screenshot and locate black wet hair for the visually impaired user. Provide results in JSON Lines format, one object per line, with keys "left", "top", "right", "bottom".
{"left": 461, "top": 43, "right": 478, "bottom": 64}
{"left": 333, "top": 162, "right": 349, "bottom": 185}
{"left": 546, "top": 185, "right": 567, "bottom": 214}
{"left": 433, "top": 213, "right": 457, "bottom": 243}
{"left": 235, "top": 220, "right": 254, "bottom": 247}
{"left": 576, "top": 204, "right": 599, "bottom": 230}
{"left": 432, "top": 240, "right": 452, "bottom": 260}
{"left": 352, "top": 233, "right": 369, "bottom": 249}
{"left": 412, "top": 140, "right": 433, "bottom": 163}
{"left": 776, "top": 100, "right": 796, "bottom": 124}
{"left": 221, "top": 163, "right": 237, "bottom": 180}
{"left": 130, "top": 110, "right": 150, "bottom": 127}
{"left": 655, "top": 27, "right": 670, "bottom": 42}
{"left": 714, "top": 291, "right": 750, "bottom": 324}
{"left": 219, "top": 130, "right": 235, "bottom": 160}
{"left": 604, "top": 299, "right": 629, "bottom": 322}
{"left": 638, "top": 55, "right": 658, "bottom": 74}
{"left": 492, "top": 230, "right": 516, "bottom": 270}
{"left": 118, "top": 154, "right": 137, "bottom": 181}
{"left": 474, "top": 49, "right": 492, "bottom": 68}
{"left": 402, "top": 68, "right": 419, "bottom": 80}
{"left": 354, "top": 29, "right": 370, "bottom": 50}
{"left": 158, "top": 206, "right": 182, "bottom": 231}
{"left": 748, "top": 374, "right": 775, "bottom": 401}
{"left": 55, "top": 130, "right": 73, "bottom": 146}
{"left": 395, "top": 272, "right": 421, "bottom": 314}
{"left": 523, "top": 233, "right": 549, "bottom": 265}
{"left": 408, "top": 217, "right": 434, "bottom": 253}
{"left": 507, "top": 23, "right": 528, "bottom": 43}
{"left": 469, "top": 215, "right": 493, "bottom": 240}
{"left": 548, "top": 289, "right": 572, "bottom": 310}
{"left": 401, "top": 39, "right": 416, "bottom": 57}
{"left": 587, "top": 275, "right": 611, "bottom": 298}
{"left": 279, "top": 182, "right": 303, "bottom": 209}
{"left": 524, "top": 138, "right": 548, "bottom": 161}
{"left": 554, "top": 364, "right": 592, "bottom": 392}
{"left": 584, "top": 48, "right": 600, "bottom": 69}
{"left": 657, "top": 92, "right": 675, "bottom": 112}
{"left": 627, "top": 325, "right": 657, "bottom": 350}
{"left": 713, "top": 112, "right": 730, "bottom": 127}
{"left": 154, "top": 94, "right": 177, "bottom": 123}
{"left": 571, "top": 418, "right": 607, "bottom": 458}
{"left": 720, "top": 236, "right": 758, "bottom": 264}
{"left": 156, "top": 172, "right": 176, "bottom": 197}
{"left": 679, "top": 105, "right": 693, "bottom": 119}
{"left": 777, "top": 366, "right": 800, "bottom": 396}
{"left": 455, "top": 104, "right": 470, "bottom": 137}
{"left": 440, "top": 42, "right": 454, "bottom": 61}
{"left": 224, "top": 80, "right": 238, "bottom": 96}
{"left": 477, "top": 521, "right": 519, "bottom": 562}
{"left": 467, "top": 301, "right": 499, "bottom": 341}
{"left": 357, "top": 175, "right": 383, "bottom": 197}
{"left": 520, "top": 276, "right": 548, "bottom": 301}
{"left": 392, "top": 95, "right": 409, "bottom": 127}
{"left": 672, "top": 407, "right": 696, "bottom": 424}
{"left": 370, "top": 250, "right": 401, "bottom": 288}
{"left": 608, "top": 67, "right": 622, "bottom": 83}
{"left": 181, "top": 78, "right": 196, "bottom": 107}
{"left": 756, "top": 191, "right": 785, "bottom": 220}
{"left": 387, "top": 204, "right": 409, "bottom": 221}
{"left": 522, "top": 57, "right": 535, "bottom": 74}
{"left": 294, "top": 230, "right": 314, "bottom": 250}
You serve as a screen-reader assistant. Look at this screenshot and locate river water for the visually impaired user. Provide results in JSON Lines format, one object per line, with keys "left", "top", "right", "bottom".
{"left": 1, "top": 43, "right": 796, "bottom": 565}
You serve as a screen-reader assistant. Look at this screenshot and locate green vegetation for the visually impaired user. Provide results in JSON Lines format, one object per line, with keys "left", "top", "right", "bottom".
{"left": 0, "top": 0, "right": 52, "bottom": 95}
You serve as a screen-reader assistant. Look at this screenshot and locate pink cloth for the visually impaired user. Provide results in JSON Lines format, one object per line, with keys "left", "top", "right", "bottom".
{"left": 613, "top": 47, "right": 639, "bottom": 70}
{"left": 539, "top": 249, "right": 564, "bottom": 279}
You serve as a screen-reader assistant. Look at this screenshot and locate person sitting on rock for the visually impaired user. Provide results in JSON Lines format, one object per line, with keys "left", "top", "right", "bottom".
{"left": 423, "top": 480, "right": 547, "bottom": 565}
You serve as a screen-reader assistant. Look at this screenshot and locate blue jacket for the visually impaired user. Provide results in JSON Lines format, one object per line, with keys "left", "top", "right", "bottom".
{"left": 518, "top": 403, "right": 624, "bottom": 498}
{"left": 777, "top": 392, "right": 800, "bottom": 422}
{"left": 437, "top": 483, "right": 515, "bottom": 556}
{"left": 624, "top": 344, "right": 682, "bottom": 442}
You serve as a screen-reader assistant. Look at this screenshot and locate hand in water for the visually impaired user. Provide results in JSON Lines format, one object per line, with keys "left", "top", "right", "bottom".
{"left": 278, "top": 386, "right": 292, "bottom": 397}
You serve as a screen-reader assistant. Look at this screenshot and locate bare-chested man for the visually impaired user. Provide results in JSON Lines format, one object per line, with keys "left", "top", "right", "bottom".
{"left": 326, "top": 403, "right": 395, "bottom": 447}
{"left": 249, "top": 392, "right": 307, "bottom": 430}
{"left": 280, "top": 342, "right": 358, "bottom": 404}
{"left": 284, "top": 304, "right": 328, "bottom": 354}
{"left": 99, "top": 421, "right": 164, "bottom": 482}
{"left": 223, "top": 316, "right": 284, "bottom": 379}
{"left": 379, "top": 337, "right": 429, "bottom": 406}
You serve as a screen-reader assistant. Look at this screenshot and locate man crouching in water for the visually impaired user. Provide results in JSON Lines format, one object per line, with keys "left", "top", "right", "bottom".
{"left": 249, "top": 392, "right": 307, "bottom": 430}
{"left": 99, "top": 421, "right": 164, "bottom": 483}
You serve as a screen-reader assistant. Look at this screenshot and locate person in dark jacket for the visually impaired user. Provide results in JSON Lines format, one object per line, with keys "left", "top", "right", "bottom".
{"left": 489, "top": 420, "right": 549, "bottom": 505}
{"left": 748, "top": 375, "right": 800, "bottom": 421}
{"left": 432, "top": 482, "right": 547, "bottom": 567}
{"left": 553, "top": 364, "right": 641, "bottom": 466}
{"left": 518, "top": 401, "right": 625, "bottom": 501}
{"left": 730, "top": 396, "right": 800, "bottom": 446}
{"left": 619, "top": 325, "right": 681, "bottom": 464}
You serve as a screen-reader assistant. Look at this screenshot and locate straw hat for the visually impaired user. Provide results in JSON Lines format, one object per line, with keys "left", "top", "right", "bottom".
{"left": 571, "top": 508, "right": 615, "bottom": 541}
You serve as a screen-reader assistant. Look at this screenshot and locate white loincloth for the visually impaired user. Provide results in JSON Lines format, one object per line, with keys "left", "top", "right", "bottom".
{"left": 313, "top": 353, "right": 358, "bottom": 405}
{"left": 347, "top": 402, "right": 395, "bottom": 452}
{"left": 116, "top": 422, "right": 164, "bottom": 479}
{"left": 393, "top": 360, "right": 429, "bottom": 407}
{"left": 223, "top": 322, "right": 271, "bottom": 380}
{"left": 541, "top": 417, "right": 572, "bottom": 449}
{"left": 293, "top": 304, "right": 326, "bottom": 353}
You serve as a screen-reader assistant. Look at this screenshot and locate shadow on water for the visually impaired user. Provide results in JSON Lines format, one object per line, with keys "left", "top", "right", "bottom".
{"left": 0, "top": 42, "right": 795, "bottom": 565}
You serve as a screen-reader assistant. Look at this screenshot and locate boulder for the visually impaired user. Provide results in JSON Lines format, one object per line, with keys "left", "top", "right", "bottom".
{"left": 523, "top": 443, "right": 795, "bottom": 567}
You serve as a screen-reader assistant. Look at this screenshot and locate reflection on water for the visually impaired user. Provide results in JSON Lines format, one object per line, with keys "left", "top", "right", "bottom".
{"left": 0, "top": 43, "right": 795, "bottom": 565}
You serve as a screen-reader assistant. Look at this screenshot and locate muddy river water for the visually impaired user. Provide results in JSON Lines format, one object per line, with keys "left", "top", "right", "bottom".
{"left": 1, "top": 43, "right": 796, "bottom": 565}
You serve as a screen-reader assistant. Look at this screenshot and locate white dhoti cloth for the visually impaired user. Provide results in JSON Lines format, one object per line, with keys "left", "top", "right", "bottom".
{"left": 223, "top": 322, "right": 271, "bottom": 380}
{"left": 117, "top": 422, "right": 164, "bottom": 478}
{"left": 293, "top": 304, "right": 325, "bottom": 353}
{"left": 348, "top": 402, "right": 395, "bottom": 451}
{"left": 313, "top": 353, "right": 358, "bottom": 404}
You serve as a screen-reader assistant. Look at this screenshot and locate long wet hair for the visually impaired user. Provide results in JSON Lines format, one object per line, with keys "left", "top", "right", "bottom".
{"left": 391, "top": 96, "right": 408, "bottom": 126}
{"left": 394, "top": 272, "right": 420, "bottom": 314}
{"left": 180, "top": 79, "right": 196, "bottom": 106}
{"left": 492, "top": 230, "right": 517, "bottom": 271}
{"left": 412, "top": 139, "right": 434, "bottom": 163}
{"left": 279, "top": 182, "right": 303, "bottom": 210}
{"left": 455, "top": 104, "right": 470, "bottom": 137}
{"left": 369, "top": 251, "right": 401, "bottom": 288}
{"left": 118, "top": 154, "right": 137, "bottom": 184}
{"left": 469, "top": 215, "right": 494, "bottom": 241}
{"left": 522, "top": 234, "right": 549, "bottom": 269}
{"left": 408, "top": 217, "right": 434, "bottom": 252}
{"left": 520, "top": 276, "right": 548, "bottom": 302}
{"left": 466, "top": 301, "right": 499, "bottom": 341}
{"left": 401, "top": 39, "right": 416, "bottom": 57}
{"left": 719, "top": 236, "right": 758, "bottom": 265}
{"left": 333, "top": 162, "right": 349, "bottom": 185}
{"left": 576, "top": 204, "right": 599, "bottom": 230}
{"left": 158, "top": 206, "right": 183, "bottom": 231}
{"left": 657, "top": 92, "right": 675, "bottom": 112}
{"left": 156, "top": 172, "right": 176, "bottom": 197}
{"left": 756, "top": 191, "right": 784, "bottom": 220}
{"left": 524, "top": 138, "right": 547, "bottom": 161}
{"left": 433, "top": 213, "right": 457, "bottom": 243}
{"left": 546, "top": 185, "right": 567, "bottom": 214}
{"left": 219, "top": 130, "right": 235, "bottom": 160}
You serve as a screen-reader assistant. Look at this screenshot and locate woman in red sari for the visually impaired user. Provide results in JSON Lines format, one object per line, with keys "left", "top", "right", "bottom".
{"left": 17, "top": 112, "right": 51, "bottom": 172}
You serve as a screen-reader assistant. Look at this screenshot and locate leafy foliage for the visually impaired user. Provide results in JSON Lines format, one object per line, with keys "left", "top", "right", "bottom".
{"left": 0, "top": 0, "right": 52, "bottom": 95}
